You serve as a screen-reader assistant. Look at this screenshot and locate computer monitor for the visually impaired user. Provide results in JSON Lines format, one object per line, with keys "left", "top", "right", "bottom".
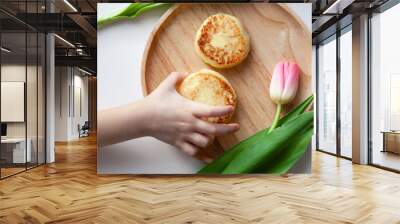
{"left": 1, "top": 123, "right": 7, "bottom": 137}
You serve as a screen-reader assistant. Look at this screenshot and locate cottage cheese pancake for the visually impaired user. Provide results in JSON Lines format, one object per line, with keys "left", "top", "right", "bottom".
{"left": 195, "top": 13, "right": 250, "bottom": 69}
{"left": 177, "top": 69, "right": 237, "bottom": 123}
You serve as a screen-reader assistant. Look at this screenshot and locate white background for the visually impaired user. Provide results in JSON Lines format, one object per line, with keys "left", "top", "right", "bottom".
{"left": 97, "top": 3, "right": 311, "bottom": 174}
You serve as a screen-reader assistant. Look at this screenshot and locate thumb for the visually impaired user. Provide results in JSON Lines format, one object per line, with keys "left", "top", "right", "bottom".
{"left": 159, "top": 72, "right": 188, "bottom": 90}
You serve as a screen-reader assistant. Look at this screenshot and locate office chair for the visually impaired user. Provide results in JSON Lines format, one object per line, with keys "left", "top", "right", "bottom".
{"left": 79, "top": 121, "right": 90, "bottom": 138}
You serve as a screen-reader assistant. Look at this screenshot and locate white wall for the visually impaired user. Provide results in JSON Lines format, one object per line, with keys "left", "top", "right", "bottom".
{"left": 54, "top": 67, "right": 89, "bottom": 141}
{"left": 55, "top": 66, "right": 70, "bottom": 141}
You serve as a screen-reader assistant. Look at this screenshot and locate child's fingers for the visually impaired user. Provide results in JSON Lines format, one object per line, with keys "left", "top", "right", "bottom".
{"left": 168, "top": 72, "right": 188, "bottom": 86}
{"left": 158, "top": 72, "right": 188, "bottom": 90}
{"left": 194, "top": 119, "right": 239, "bottom": 136}
{"left": 212, "top": 123, "right": 240, "bottom": 136}
{"left": 184, "top": 133, "right": 211, "bottom": 148}
{"left": 179, "top": 142, "right": 198, "bottom": 156}
{"left": 191, "top": 102, "right": 234, "bottom": 118}
{"left": 208, "top": 135, "right": 215, "bottom": 143}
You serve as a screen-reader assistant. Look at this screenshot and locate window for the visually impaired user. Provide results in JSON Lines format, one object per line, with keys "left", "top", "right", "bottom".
{"left": 317, "top": 36, "right": 337, "bottom": 154}
{"left": 339, "top": 27, "right": 352, "bottom": 158}
{"left": 316, "top": 25, "right": 353, "bottom": 159}
{"left": 370, "top": 2, "right": 400, "bottom": 171}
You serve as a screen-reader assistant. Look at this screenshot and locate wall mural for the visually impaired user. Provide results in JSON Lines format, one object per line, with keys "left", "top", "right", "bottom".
{"left": 97, "top": 3, "right": 313, "bottom": 174}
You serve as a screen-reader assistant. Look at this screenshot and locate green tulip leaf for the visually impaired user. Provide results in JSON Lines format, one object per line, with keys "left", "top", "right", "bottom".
{"left": 197, "top": 95, "right": 313, "bottom": 174}
{"left": 256, "top": 124, "right": 313, "bottom": 174}
{"left": 222, "top": 111, "right": 313, "bottom": 174}
{"left": 97, "top": 3, "right": 170, "bottom": 28}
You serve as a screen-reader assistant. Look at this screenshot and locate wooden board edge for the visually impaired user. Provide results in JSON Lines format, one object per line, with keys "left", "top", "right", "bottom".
{"left": 141, "top": 3, "right": 311, "bottom": 97}
{"left": 278, "top": 3, "right": 311, "bottom": 36}
{"left": 140, "top": 4, "right": 183, "bottom": 97}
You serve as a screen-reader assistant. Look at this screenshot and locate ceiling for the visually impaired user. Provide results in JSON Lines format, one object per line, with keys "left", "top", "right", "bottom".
{"left": 0, "top": 0, "right": 394, "bottom": 74}
{"left": 0, "top": 0, "right": 98, "bottom": 74}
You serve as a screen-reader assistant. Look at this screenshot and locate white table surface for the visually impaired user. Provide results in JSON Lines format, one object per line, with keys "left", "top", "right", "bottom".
{"left": 1, "top": 138, "right": 32, "bottom": 163}
{"left": 97, "top": 3, "right": 311, "bottom": 174}
{"left": 1, "top": 138, "right": 25, "bottom": 143}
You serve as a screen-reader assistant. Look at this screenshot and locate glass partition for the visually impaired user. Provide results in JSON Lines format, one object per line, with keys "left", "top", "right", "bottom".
{"left": 27, "top": 31, "right": 38, "bottom": 169}
{"left": 26, "top": 0, "right": 42, "bottom": 170}
{"left": 0, "top": 1, "right": 46, "bottom": 179}
{"left": 1, "top": 31, "right": 28, "bottom": 177}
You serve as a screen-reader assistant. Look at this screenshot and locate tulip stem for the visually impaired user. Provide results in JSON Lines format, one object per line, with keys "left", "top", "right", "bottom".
{"left": 268, "top": 104, "right": 282, "bottom": 133}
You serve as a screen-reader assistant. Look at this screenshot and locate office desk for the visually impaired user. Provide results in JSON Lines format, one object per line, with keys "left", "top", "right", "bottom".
{"left": 381, "top": 131, "right": 400, "bottom": 154}
{"left": 1, "top": 138, "right": 31, "bottom": 163}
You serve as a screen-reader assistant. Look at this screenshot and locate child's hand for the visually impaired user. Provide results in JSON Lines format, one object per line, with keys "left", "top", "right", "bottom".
{"left": 143, "top": 72, "right": 239, "bottom": 156}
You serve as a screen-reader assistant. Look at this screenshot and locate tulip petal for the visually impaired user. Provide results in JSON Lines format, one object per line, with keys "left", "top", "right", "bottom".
{"left": 269, "top": 61, "right": 285, "bottom": 104}
{"left": 281, "top": 62, "right": 300, "bottom": 104}
{"left": 269, "top": 60, "right": 300, "bottom": 105}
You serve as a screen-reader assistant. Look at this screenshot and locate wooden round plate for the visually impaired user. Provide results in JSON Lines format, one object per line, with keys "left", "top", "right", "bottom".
{"left": 141, "top": 3, "right": 311, "bottom": 161}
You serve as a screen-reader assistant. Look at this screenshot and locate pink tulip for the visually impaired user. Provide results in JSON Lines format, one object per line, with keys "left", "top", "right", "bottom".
{"left": 269, "top": 61, "right": 300, "bottom": 105}
{"left": 268, "top": 61, "right": 300, "bottom": 133}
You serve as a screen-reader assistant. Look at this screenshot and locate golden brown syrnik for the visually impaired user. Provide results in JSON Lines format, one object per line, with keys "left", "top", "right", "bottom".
{"left": 178, "top": 69, "right": 237, "bottom": 123}
{"left": 195, "top": 13, "right": 250, "bottom": 69}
